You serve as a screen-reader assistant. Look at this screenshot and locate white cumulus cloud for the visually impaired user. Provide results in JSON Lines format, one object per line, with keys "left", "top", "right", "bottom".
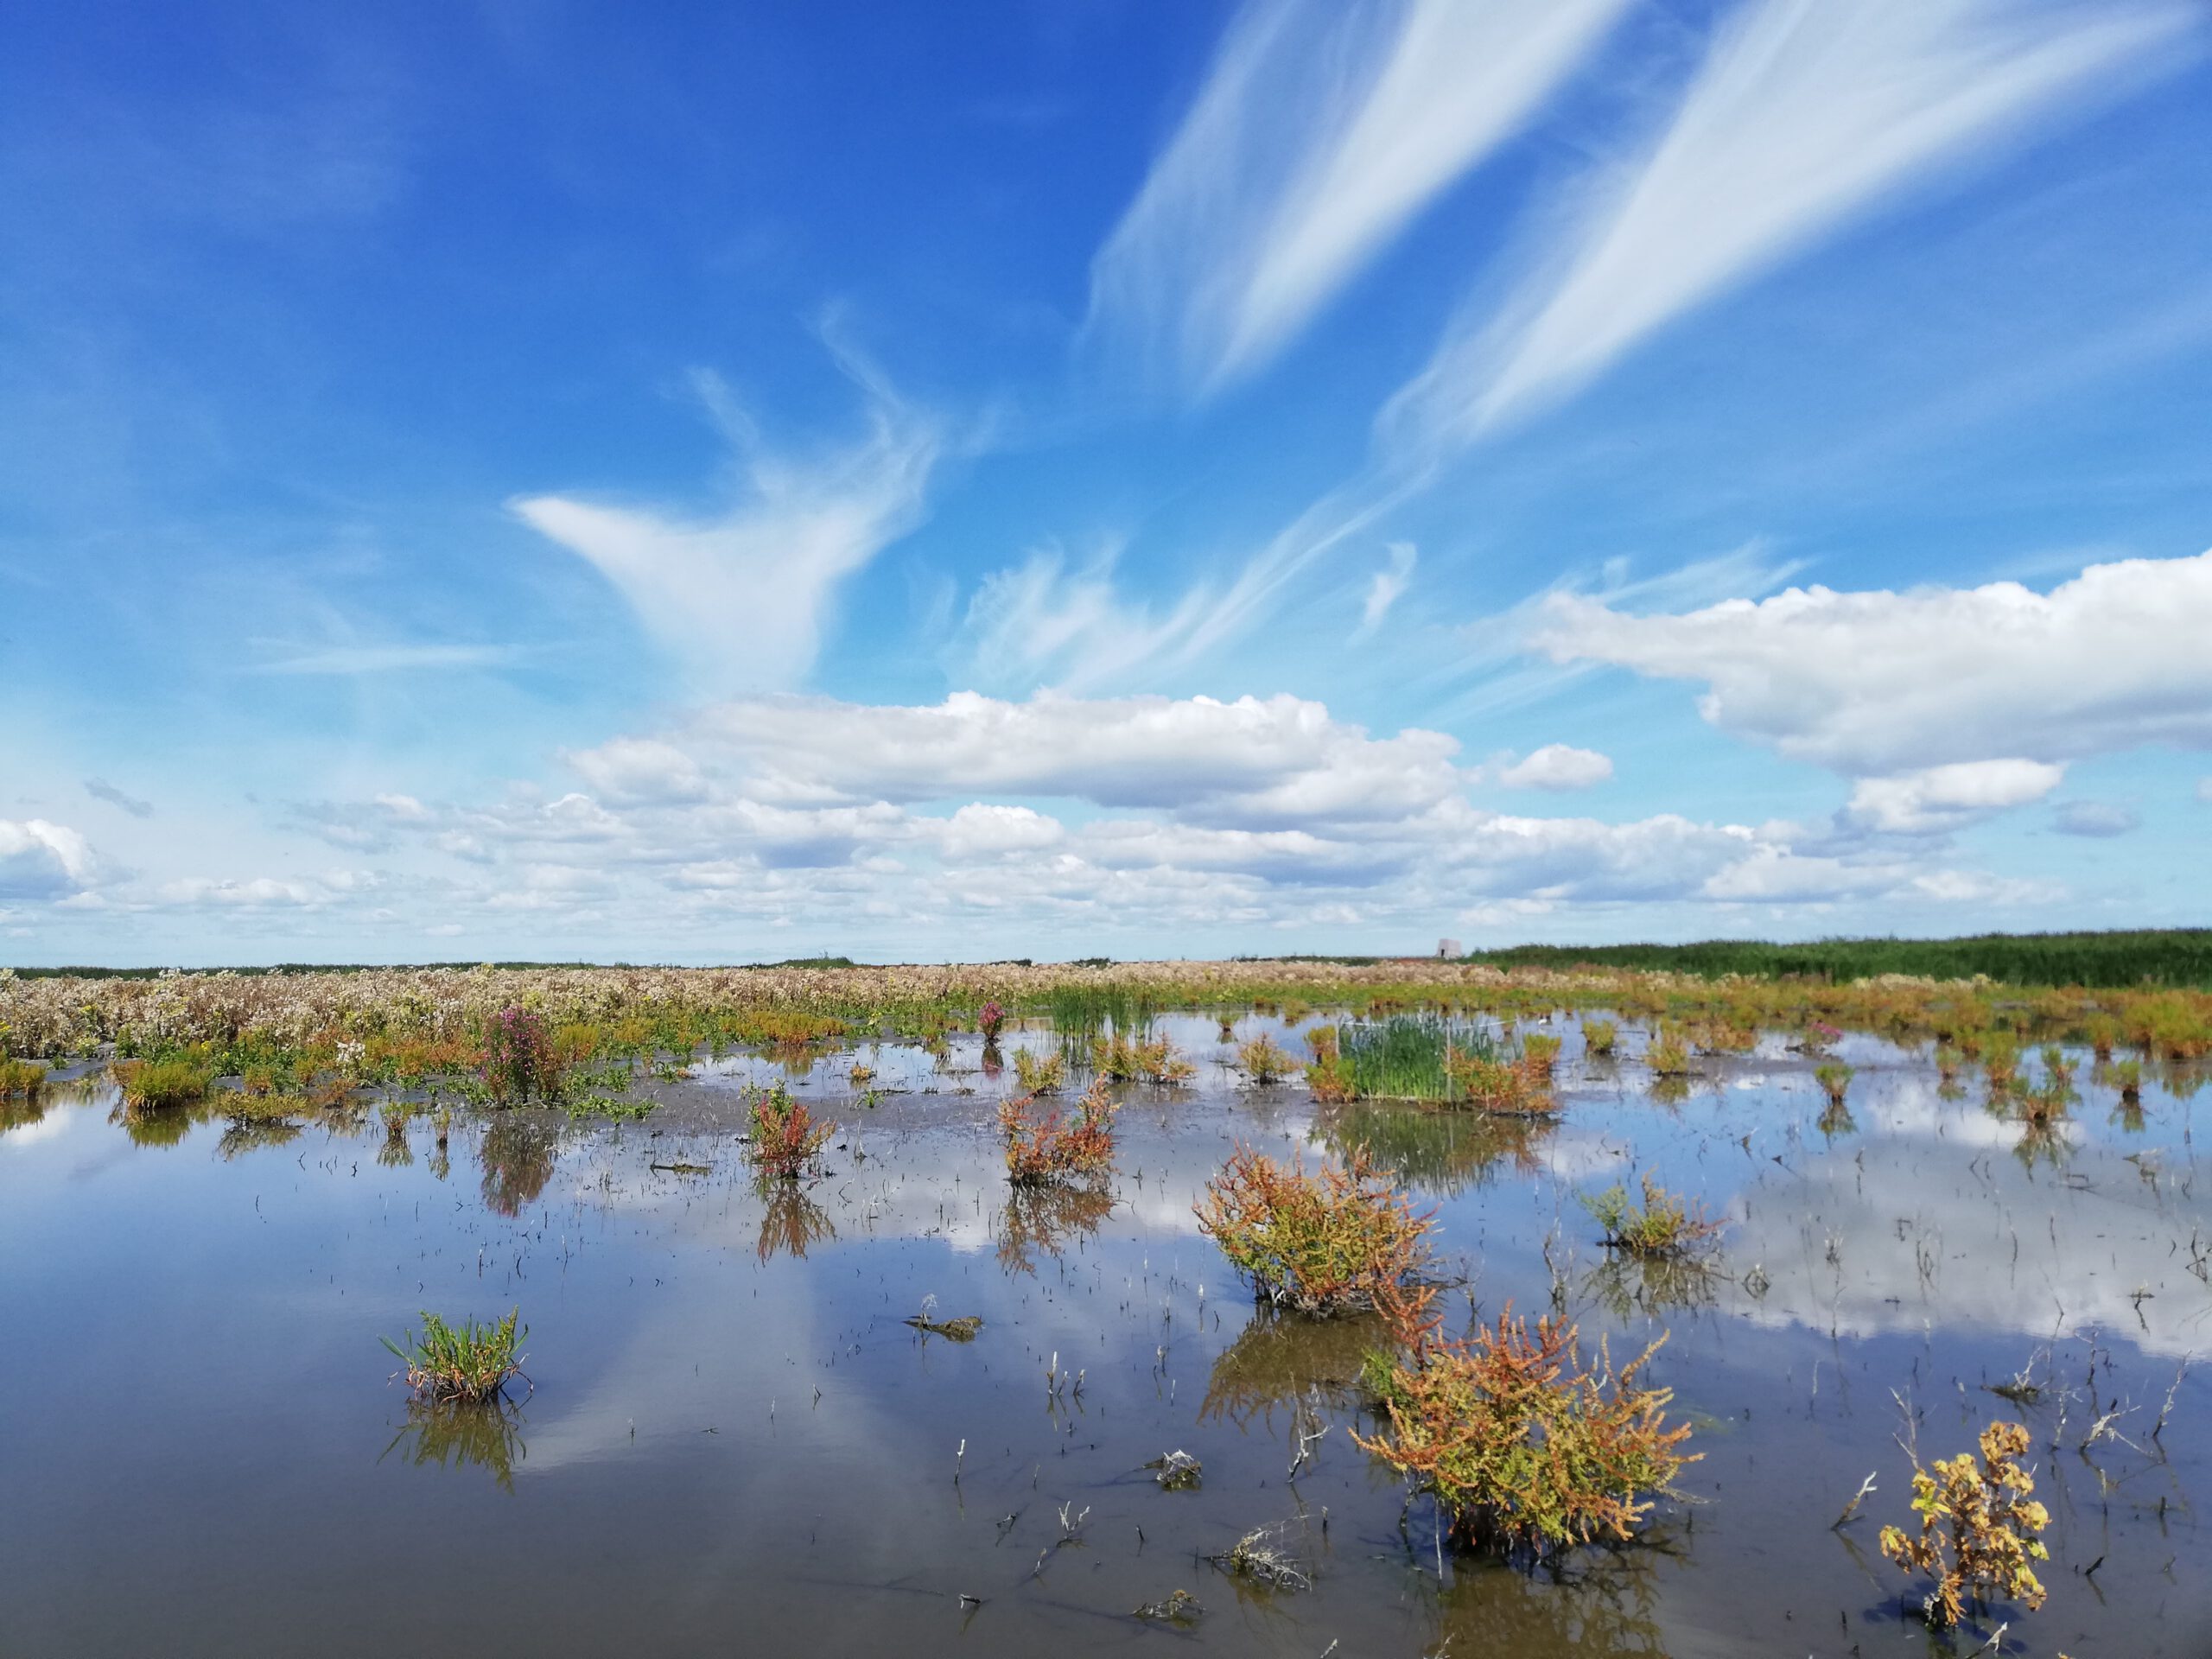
{"left": 685, "top": 690, "right": 1470, "bottom": 827}
{"left": 1533, "top": 549, "right": 2212, "bottom": 776}
{"left": 1498, "top": 743, "right": 1613, "bottom": 791}
{"left": 0, "top": 820, "right": 105, "bottom": 901}
{"left": 1845, "top": 760, "right": 2065, "bottom": 834}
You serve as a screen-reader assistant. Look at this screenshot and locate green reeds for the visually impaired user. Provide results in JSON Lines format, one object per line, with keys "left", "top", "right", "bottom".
{"left": 1330, "top": 1016, "right": 1497, "bottom": 1102}
{"left": 1042, "top": 982, "right": 1157, "bottom": 1037}
{"left": 381, "top": 1307, "right": 528, "bottom": 1403}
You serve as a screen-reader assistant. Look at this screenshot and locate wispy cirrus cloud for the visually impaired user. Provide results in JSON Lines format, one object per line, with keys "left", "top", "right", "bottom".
{"left": 1352, "top": 542, "right": 1418, "bottom": 641}
{"left": 513, "top": 347, "right": 941, "bottom": 696}
{"left": 251, "top": 643, "right": 529, "bottom": 676}
{"left": 1087, "top": 0, "right": 1627, "bottom": 396}
{"left": 1386, "top": 0, "right": 2197, "bottom": 448}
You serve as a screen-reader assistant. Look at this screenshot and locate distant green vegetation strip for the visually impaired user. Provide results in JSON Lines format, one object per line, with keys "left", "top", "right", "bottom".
{"left": 1457, "top": 930, "right": 2212, "bottom": 988}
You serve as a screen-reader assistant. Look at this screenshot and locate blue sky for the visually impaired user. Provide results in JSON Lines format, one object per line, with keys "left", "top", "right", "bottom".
{"left": 4, "top": 0, "right": 2211, "bottom": 964}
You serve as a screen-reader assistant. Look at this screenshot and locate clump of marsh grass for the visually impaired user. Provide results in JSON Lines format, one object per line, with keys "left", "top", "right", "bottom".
{"left": 111, "top": 1056, "right": 212, "bottom": 1111}
{"left": 2038, "top": 1044, "right": 2075, "bottom": 1089}
{"left": 1196, "top": 1147, "right": 1432, "bottom": 1316}
{"left": 0, "top": 1057, "right": 46, "bottom": 1096}
{"left": 1238, "top": 1034, "right": 1297, "bottom": 1084}
{"left": 1090, "top": 1031, "right": 1194, "bottom": 1084}
{"left": 2113, "top": 1057, "right": 2143, "bottom": 1104}
{"left": 1879, "top": 1420, "right": 2050, "bottom": 1629}
{"left": 381, "top": 1307, "right": 528, "bottom": 1403}
{"left": 747, "top": 1082, "right": 833, "bottom": 1179}
{"left": 1582, "top": 1173, "right": 1724, "bottom": 1259}
{"left": 2083, "top": 1014, "right": 2120, "bottom": 1061}
{"left": 1581, "top": 1017, "right": 1618, "bottom": 1058}
{"left": 1643, "top": 1026, "right": 1693, "bottom": 1077}
{"left": 1983, "top": 1038, "right": 2023, "bottom": 1094}
{"left": 1355, "top": 1282, "right": 1695, "bottom": 1559}
{"left": 1815, "top": 1062, "right": 1854, "bottom": 1106}
{"left": 1012, "top": 1046, "right": 1066, "bottom": 1094}
{"left": 1000, "top": 1078, "right": 1117, "bottom": 1185}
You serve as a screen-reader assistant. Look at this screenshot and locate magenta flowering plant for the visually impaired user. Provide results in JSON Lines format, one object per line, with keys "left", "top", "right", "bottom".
{"left": 978, "top": 1001, "right": 1006, "bottom": 1041}
{"left": 480, "top": 1007, "right": 562, "bottom": 1104}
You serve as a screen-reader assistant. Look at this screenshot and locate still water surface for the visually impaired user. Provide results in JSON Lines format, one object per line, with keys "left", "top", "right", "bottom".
{"left": 3, "top": 1015, "right": 2206, "bottom": 1656}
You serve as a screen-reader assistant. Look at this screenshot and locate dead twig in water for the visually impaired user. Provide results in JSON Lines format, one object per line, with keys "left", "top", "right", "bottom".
{"left": 1833, "top": 1471, "right": 1878, "bottom": 1529}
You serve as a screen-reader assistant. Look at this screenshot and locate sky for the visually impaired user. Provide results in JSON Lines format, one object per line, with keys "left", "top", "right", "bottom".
{"left": 3, "top": 0, "right": 2211, "bottom": 966}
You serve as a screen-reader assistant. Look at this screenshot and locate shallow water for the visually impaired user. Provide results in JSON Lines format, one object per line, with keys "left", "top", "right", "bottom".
{"left": 3, "top": 1015, "right": 2208, "bottom": 1657}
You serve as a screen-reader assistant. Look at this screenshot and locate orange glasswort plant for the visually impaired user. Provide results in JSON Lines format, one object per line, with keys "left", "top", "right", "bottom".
{"left": 1303, "top": 1027, "right": 1357, "bottom": 1103}
{"left": 1196, "top": 1147, "right": 1431, "bottom": 1315}
{"left": 1354, "top": 1280, "right": 1694, "bottom": 1557}
{"left": 1000, "top": 1077, "right": 1117, "bottom": 1185}
{"left": 1443, "top": 1047, "right": 1558, "bottom": 1115}
{"left": 747, "top": 1083, "right": 833, "bottom": 1180}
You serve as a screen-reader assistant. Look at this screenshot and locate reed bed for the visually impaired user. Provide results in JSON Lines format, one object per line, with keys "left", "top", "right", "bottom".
{"left": 2, "top": 958, "right": 2204, "bottom": 1091}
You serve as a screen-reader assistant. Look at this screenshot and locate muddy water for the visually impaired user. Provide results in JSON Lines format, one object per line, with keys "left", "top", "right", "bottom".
{"left": 2, "top": 1014, "right": 2207, "bottom": 1657}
